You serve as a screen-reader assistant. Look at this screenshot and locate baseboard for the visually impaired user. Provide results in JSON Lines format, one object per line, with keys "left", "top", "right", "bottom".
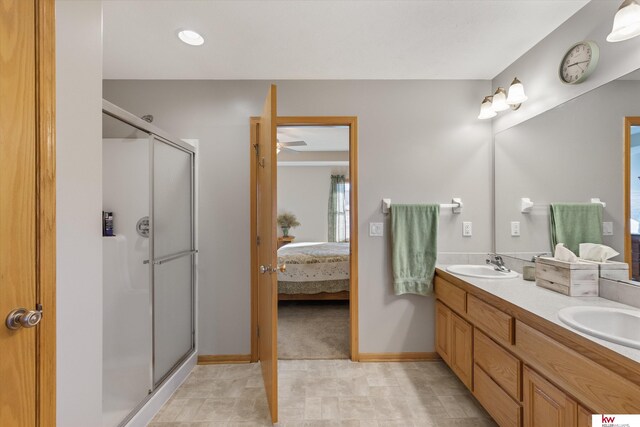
{"left": 197, "top": 354, "right": 252, "bottom": 365}
{"left": 358, "top": 352, "right": 441, "bottom": 362}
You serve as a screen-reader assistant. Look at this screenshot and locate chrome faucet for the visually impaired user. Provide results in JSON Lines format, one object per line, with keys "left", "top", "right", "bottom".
{"left": 486, "top": 254, "right": 511, "bottom": 272}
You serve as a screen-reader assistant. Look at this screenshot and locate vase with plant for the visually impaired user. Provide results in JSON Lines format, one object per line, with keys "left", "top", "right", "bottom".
{"left": 277, "top": 212, "right": 300, "bottom": 237}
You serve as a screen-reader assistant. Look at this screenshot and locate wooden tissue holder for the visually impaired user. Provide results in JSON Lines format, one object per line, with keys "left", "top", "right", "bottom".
{"left": 535, "top": 257, "right": 598, "bottom": 297}
{"left": 581, "top": 260, "right": 629, "bottom": 281}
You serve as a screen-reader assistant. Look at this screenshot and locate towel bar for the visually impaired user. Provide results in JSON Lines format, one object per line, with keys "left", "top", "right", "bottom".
{"left": 381, "top": 198, "right": 462, "bottom": 214}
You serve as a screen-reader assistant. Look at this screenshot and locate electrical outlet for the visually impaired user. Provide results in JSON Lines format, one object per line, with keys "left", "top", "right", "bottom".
{"left": 462, "top": 221, "right": 472, "bottom": 237}
{"left": 369, "top": 222, "right": 384, "bottom": 237}
{"left": 603, "top": 222, "right": 613, "bottom": 236}
{"left": 511, "top": 221, "right": 520, "bottom": 236}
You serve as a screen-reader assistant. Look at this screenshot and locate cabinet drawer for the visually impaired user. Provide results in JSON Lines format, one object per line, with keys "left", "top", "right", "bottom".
{"left": 434, "top": 276, "right": 466, "bottom": 314}
{"left": 468, "top": 295, "right": 514, "bottom": 345}
{"left": 516, "top": 321, "right": 640, "bottom": 414}
{"left": 474, "top": 329, "right": 521, "bottom": 401}
{"left": 474, "top": 364, "right": 522, "bottom": 427}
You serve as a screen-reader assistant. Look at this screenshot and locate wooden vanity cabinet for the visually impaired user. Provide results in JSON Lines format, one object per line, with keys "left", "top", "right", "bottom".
{"left": 449, "top": 311, "right": 473, "bottom": 389}
{"left": 577, "top": 406, "right": 592, "bottom": 427}
{"left": 523, "top": 366, "right": 577, "bottom": 427}
{"left": 435, "top": 300, "right": 473, "bottom": 389}
{"left": 435, "top": 301, "right": 451, "bottom": 364}
{"left": 434, "top": 271, "right": 640, "bottom": 427}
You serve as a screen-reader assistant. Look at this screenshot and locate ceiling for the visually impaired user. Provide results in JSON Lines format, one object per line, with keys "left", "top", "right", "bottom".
{"left": 103, "top": 0, "right": 590, "bottom": 80}
{"left": 278, "top": 126, "right": 349, "bottom": 151}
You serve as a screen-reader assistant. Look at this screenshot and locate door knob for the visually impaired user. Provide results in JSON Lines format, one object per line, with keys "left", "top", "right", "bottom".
{"left": 275, "top": 264, "right": 286, "bottom": 273}
{"left": 259, "top": 265, "right": 271, "bottom": 274}
{"left": 6, "top": 306, "right": 43, "bottom": 330}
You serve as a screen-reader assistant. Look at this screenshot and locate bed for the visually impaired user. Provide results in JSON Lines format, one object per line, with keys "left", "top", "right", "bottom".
{"left": 277, "top": 242, "right": 350, "bottom": 300}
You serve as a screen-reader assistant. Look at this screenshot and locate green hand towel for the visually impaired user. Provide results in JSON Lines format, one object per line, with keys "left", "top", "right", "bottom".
{"left": 391, "top": 204, "right": 439, "bottom": 296}
{"left": 550, "top": 203, "right": 602, "bottom": 254}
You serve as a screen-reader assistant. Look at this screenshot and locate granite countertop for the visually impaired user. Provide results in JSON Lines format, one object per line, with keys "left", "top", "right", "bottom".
{"left": 435, "top": 264, "right": 640, "bottom": 365}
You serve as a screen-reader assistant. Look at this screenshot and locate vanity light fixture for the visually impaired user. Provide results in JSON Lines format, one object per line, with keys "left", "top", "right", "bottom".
{"left": 607, "top": 0, "right": 640, "bottom": 42}
{"left": 177, "top": 29, "right": 205, "bottom": 46}
{"left": 506, "top": 78, "right": 528, "bottom": 107}
{"left": 491, "top": 87, "right": 510, "bottom": 112}
{"left": 478, "top": 77, "right": 527, "bottom": 120}
{"left": 477, "top": 96, "right": 497, "bottom": 120}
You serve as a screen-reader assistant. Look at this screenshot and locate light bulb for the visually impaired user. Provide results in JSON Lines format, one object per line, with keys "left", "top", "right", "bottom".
{"left": 607, "top": 0, "right": 640, "bottom": 42}
{"left": 506, "top": 78, "right": 528, "bottom": 105}
{"left": 492, "top": 88, "right": 509, "bottom": 112}
{"left": 177, "top": 29, "right": 205, "bottom": 46}
{"left": 478, "top": 96, "right": 497, "bottom": 120}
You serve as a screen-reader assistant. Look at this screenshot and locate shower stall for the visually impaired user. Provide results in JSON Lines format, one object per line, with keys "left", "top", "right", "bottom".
{"left": 101, "top": 101, "right": 196, "bottom": 427}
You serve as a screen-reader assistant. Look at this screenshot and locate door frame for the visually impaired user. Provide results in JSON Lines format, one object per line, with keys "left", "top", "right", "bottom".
{"left": 250, "top": 116, "right": 359, "bottom": 361}
{"left": 624, "top": 116, "right": 640, "bottom": 277}
{"left": 34, "top": 0, "right": 56, "bottom": 424}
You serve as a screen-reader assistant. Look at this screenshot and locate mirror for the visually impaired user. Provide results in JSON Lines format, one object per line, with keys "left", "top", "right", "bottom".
{"left": 494, "top": 69, "right": 640, "bottom": 273}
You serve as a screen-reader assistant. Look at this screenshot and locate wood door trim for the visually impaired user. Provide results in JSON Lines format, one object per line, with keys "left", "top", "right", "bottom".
{"left": 197, "top": 354, "right": 252, "bottom": 365}
{"left": 36, "top": 1, "right": 56, "bottom": 425}
{"left": 358, "top": 352, "right": 441, "bottom": 362}
{"left": 624, "top": 116, "right": 640, "bottom": 277}
{"left": 249, "top": 115, "right": 360, "bottom": 361}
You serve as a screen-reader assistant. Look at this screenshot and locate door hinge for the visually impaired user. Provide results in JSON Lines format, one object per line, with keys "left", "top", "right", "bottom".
{"left": 253, "top": 143, "right": 259, "bottom": 156}
{"left": 258, "top": 158, "right": 265, "bottom": 168}
{"left": 256, "top": 236, "right": 261, "bottom": 245}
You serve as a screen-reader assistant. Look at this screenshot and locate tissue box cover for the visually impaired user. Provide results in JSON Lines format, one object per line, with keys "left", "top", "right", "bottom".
{"left": 535, "top": 257, "right": 598, "bottom": 297}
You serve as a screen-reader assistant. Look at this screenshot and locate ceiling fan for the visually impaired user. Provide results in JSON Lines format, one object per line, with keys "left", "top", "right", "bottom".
{"left": 276, "top": 139, "right": 306, "bottom": 154}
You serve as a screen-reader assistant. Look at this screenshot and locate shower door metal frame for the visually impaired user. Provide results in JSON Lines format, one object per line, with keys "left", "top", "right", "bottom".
{"left": 102, "top": 100, "right": 197, "bottom": 426}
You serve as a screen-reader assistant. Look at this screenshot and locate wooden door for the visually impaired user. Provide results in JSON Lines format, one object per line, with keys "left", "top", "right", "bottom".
{"left": 450, "top": 312, "right": 473, "bottom": 389}
{"left": 435, "top": 301, "right": 451, "bottom": 364}
{"left": 0, "top": 0, "right": 56, "bottom": 426}
{"left": 577, "top": 405, "right": 592, "bottom": 427}
{"left": 523, "top": 366, "right": 577, "bottom": 427}
{"left": 257, "top": 85, "right": 278, "bottom": 424}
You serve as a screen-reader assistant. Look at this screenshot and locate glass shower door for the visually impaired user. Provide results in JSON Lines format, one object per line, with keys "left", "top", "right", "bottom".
{"left": 152, "top": 137, "right": 195, "bottom": 385}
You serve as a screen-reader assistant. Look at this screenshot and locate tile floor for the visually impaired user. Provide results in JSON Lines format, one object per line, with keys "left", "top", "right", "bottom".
{"left": 149, "top": 360, "right": 497, "bottom": 427}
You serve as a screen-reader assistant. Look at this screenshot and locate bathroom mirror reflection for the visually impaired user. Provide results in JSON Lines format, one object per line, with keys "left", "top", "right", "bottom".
{"left": 494, "top": 68, "right": 640, "bottom": 282}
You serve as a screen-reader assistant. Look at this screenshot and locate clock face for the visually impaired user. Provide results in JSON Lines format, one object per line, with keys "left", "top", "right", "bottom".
{"left": 559, "top": 41, "right": 599, "bottom": 85}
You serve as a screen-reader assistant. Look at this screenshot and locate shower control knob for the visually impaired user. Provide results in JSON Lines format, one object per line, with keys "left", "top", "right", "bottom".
{"left": 6, "top": 306, "right": 43, "bottom": 330}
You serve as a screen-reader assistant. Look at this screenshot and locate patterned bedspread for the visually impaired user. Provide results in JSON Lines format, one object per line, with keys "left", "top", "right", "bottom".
{"left": 277, "top": 242, "right": 350, "bottom": 294}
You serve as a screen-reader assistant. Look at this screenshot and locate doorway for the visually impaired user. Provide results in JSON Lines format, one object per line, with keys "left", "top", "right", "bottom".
{"left": 276, "top": 125, "right": 352, "bottom": 360}
{"left": 625, "top": 117, "right": 640, "bottom": 280}
{"left": 251, "top": 116, "right": 359, "bottom": 362}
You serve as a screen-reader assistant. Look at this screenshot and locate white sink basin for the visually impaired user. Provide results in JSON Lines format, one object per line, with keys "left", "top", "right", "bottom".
{"left": 445, "top": 264, "right": 518, "bottom": 279}
{"left": 558, "top": 306, "right": 640, "bottom": 350}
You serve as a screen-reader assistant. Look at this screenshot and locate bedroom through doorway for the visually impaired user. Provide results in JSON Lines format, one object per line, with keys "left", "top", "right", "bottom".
{"left": 250, "top": 115, "right": 359, "bottom": 363}
{"left": 276, "top": 124, "right": 352, "bottom": 359}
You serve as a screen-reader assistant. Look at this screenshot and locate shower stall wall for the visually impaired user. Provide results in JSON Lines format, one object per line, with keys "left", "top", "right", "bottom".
{"left": 102, "top": 101, "right": 196, "bottom": 427}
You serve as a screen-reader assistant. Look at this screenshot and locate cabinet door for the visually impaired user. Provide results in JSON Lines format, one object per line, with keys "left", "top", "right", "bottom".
{"left": 435, "top": 301, "right": 451, "bottom": 365}
{"left": 577, "top": 406, "right": 592, "bottom": 427}
{"left": 450, "top": 312, "right": 473, "bottom": 389}
{"left": 523, "top": 366, "right": 577, "bottom": 427}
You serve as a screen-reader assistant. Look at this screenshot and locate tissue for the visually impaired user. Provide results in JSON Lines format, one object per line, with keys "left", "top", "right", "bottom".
{"left": 554, "top": 243, "right": 579, "bottom": 262}
{"left": 579, "top": 243, "right": 619, "bottom": 262}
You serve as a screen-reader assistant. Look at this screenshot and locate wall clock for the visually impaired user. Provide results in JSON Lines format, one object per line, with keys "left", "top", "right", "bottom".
{"left": 559, "top": 41, "right": 599, "bottom": 85}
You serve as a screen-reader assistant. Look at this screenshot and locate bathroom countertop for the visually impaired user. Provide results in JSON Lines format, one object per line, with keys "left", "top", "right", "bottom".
{"left": 435, "top": 265, "right": 640, "bottom": 366}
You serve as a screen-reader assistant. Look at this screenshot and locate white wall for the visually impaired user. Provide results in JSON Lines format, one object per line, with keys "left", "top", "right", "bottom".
{"left": 492, "top": 1, "right": 640, "bottom": 133}
{"left": 56, "top": 1, "right": 103, "bottom": 426}
{"left": 103, "top": 79, "right": 492, "bottom": 354}
{"left": 277, "top": 166, "right": 348, "bottom": 242}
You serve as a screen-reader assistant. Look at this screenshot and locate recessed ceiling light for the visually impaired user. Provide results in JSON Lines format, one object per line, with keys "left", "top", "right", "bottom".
{"left": 177, "top": 29, "right": 204, "bottom": 46}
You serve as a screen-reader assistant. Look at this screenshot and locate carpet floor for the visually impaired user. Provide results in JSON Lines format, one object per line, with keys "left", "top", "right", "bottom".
{"left": 278, "top": 301, "right": 350, "bottom": 360}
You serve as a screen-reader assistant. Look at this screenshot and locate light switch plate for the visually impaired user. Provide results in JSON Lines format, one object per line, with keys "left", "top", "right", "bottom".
{"left": 369, "top": 222, "right": 384, "bottom": 237}
{"left": 603, "top": 222, "right": 613, "bottom": 236}
{"left": 511, "top": 221, "right": 520, "bottom": 237}
{"left": 463, "top": 221, "right": 472, "bottom": 237}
